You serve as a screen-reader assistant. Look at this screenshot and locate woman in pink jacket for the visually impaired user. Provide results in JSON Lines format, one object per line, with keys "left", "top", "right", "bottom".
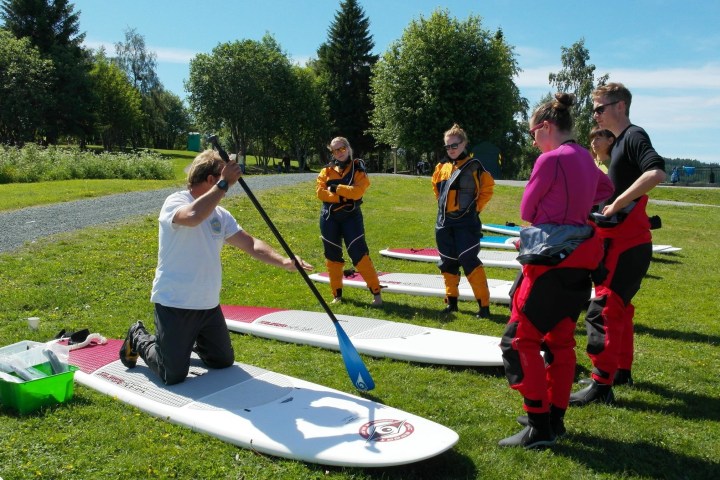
{"left": 498, "top": 93, "right": 614, "bottom": 448}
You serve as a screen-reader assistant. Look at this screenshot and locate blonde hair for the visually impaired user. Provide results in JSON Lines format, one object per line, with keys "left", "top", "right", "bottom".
{"left": 593, "top": 82, "right": 632, "bottom": 117}
{"left": 328, "top": 136, "right": 353, "bottom": 159}
{"left": 186, "top": 150, "right": 223, "bottom": 188}
{"left": 444, "top": 123, "right": 468, "bottom": 144}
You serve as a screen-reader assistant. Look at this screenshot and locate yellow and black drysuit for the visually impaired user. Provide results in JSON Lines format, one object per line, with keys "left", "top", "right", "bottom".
{"left": 316, "top": 158, "right": 381, "bottom": 299}
{"left": 432, "top": 153, "right": 495, "bottom": 311}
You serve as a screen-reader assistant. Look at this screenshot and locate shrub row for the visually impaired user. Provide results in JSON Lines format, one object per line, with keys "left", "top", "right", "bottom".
{"left": 0, "top": 144, "right": 174, "bottom": 183}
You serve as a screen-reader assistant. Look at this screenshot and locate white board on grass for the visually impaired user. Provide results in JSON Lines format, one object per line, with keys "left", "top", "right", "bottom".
{"left": 482, "top": 223, "right": 522, "bottom": 236}
{"left": 481, "top": 226, "right": 681, "bottom": 254}
{"left": 309, "top": 271, "right": 514, "bottom": 304}
{"left": 652, "top": 244, "right": 682, "bottom": 253}
{"left": 481, "top": 235, "right": 520, "bottom": 250}
{"left": 380, "top": 248, "right": 520, "bottom": 269}
{"left": 68, "top": 339, "right": 458, "bottom": 467}
{"left": 222, "top": 305, "right": 503, "bottom": 367}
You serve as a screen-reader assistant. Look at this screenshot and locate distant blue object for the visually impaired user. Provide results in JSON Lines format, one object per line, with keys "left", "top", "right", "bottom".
{"left": 670, "top": 167, "right": 679, "bottom": 184}
{"left": 683, "top": 166, "right": 695, "bottom": 176}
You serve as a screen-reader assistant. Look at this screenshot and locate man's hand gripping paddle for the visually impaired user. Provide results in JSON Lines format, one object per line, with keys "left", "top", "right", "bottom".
{"left": 207, "top": 135, "right": 374, "bottom": 392}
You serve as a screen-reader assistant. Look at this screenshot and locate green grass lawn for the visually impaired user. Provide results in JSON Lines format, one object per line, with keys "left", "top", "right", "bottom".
{"left": 0, "top": 176, "right": 719, "bottom": 479}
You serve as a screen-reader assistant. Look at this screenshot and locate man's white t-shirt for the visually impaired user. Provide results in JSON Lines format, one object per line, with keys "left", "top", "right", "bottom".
{"left": 150, "top": 190, "right": 241, "bottom": 309}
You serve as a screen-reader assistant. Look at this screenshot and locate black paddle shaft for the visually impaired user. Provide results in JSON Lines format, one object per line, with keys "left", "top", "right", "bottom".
{"left": 207, "top": 135, "right": 341, "bottom": 324}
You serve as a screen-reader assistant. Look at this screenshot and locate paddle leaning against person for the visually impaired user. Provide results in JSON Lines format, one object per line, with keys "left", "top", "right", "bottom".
{"left": 570, "top": 82, "right": 666, "bottom": 406}
{"left": 432, "top": 123, "right": 495, "bottom": 318}
{"left": 316, "top": 136, "right": 383, "bottom": 306}
{"left": 119, "top": 150, "right": 313, "bottom": 385}
{"left": 499, "top": 93, "right": 614, "bottom": 448}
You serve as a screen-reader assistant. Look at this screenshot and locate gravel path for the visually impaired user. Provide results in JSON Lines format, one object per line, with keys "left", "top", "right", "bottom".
{"left": 0, "top": 173, "right": 317, "bottom": 253}
{"left": 1, "top": 174, "right": 715, "bottom": 254}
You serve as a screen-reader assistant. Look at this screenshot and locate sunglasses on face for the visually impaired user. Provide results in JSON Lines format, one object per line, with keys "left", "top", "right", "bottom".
{"left": 330, "top": 146, "right": 347, "bottom": 155}
{"left": 528, "top": 121, "right": 545, "bottom": 139}
{"left": 593, "top": 101, "right": 620, "bottom": 115}
{"left": 444, "top": 143, "right": 461, "bottom": 151}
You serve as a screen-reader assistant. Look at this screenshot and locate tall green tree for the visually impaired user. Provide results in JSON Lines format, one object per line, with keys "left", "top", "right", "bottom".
{"left": 316, "top": 0, "right": 377, "bottom": 156}
{"left": 89, "top": 50, "right": 143, "bottom": 150}
{"left": 114, "top": 27, "right": 159, "bottom": 95}
{"left": 277, "top": 65, "right": 330, "bottom": 171}
{"left": 548, "top": 38, "right": 608, "bottom": 147}
{"left": 114, "top": 27, "right": 165, "bottom": 148}
{"left": 370, "top": 10, "right": 524, "bottom": 165}
{"left": 0, "top": 29, "right": 54, "bottom": 145}
{"left": 1, "top": 0, "right": 94, "bottom": 143}
{"left": 145, "top": 88, "right": 191, "bottom": 150}
{"left": 186, "top": 35, "right": 293, "bottom": 172}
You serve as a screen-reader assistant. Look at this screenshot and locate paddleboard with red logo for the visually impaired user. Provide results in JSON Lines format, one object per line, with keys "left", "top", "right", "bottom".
{"left": 69, "top": 339, "right": 458, "bottom": 466}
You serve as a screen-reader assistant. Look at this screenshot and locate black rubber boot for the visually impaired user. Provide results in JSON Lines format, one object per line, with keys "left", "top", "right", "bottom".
{"left": 119, "top": 321, "right": 147, "bottom": 368}
{"left": 441, "top": 296, "right": 459, "bottom": 314}
{"left": 516, "top": 405, "right": 566, "bottom": 437}
{"left": 613, "top": 368, "right": 634, "bottom": 386}
{"left": 499, "top": 412, "right": 556, "bottom": 448}
{"left": 569, "top": 380, "right": 615, "bottom": 407}
{"left": 331, "top": 288, "right": 343, "bottom": 304}
{"left": 476, "top": 303, "right": 490, "bottom": 319}
{"left": 579, "top": 368, "right": 634, "bottom": 386}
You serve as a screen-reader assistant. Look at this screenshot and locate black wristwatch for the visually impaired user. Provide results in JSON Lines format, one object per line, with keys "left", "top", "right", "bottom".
{"left": 215, "top": 179, "right": 229, "bottom": 192}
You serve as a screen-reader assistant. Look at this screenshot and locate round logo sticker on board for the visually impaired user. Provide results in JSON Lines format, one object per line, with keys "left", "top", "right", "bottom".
{"left": 359, "top": 419, "right": 414, "bottom": 442}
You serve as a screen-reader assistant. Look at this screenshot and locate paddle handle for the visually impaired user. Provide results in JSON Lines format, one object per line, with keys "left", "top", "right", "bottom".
{"left": 207, "top": 137, "right": 338, "bottom": 322}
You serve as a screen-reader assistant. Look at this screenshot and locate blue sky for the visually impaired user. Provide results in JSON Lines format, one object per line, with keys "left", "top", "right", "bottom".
{"left": 70, "top": 0, "right": 719, "bottom": 164}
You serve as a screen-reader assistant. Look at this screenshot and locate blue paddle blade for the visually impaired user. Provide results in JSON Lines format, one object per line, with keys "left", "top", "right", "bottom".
{"left": 334, "top": 321, "right": 375, "bottom": 391}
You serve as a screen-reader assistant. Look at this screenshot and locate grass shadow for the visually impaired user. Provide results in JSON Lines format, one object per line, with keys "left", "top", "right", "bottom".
{"left": 359, "top": 445, "right": 478, "bottom": 479}
{"left": 650, "top": 254, "right": 683, "bottom": 265}
{"left": 634, "top": 323, "right": 720, "bottom": 345}
{"left": 622, "top": 381, "right": 720, "bottom": 422}
{"left": 557, "top": 433, "right": 719, "bottom": 478}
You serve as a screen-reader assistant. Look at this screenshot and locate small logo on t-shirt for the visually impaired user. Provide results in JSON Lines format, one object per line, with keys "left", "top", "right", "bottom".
{"left": 210, "top": 217, "right": 222, "bottom": 234}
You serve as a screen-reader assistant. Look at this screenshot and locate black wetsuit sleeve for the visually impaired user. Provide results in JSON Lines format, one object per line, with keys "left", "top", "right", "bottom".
{"left": 626, "top": 127, "right": 665, "bottom": 173}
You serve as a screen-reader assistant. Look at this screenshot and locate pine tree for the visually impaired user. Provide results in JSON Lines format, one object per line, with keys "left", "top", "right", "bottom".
{"left": 316, "top": 0, "right": 378, "bottom": 157}
{"left": 1, "top": 0, "right": 94, "bottom": 143}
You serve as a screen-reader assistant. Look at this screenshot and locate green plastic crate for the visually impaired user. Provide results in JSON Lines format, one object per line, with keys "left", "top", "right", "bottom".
{"left": 0, "top": 361, "right": 78, "bottom": 415}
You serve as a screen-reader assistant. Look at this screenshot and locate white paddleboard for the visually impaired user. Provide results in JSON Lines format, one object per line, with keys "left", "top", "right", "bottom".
{"left": 477, "top": 239, "right": 679, "bottom": 254}
{"left": 380, "top": 248, "right": 521, "bottom": 269}
{"left": 223, "top": 305, "right": 503, "bottom": 367}
{"left": 482, "top": 223, "right": 522, "bottom": 236}
{"left": 481, "top": 235, "right": 520, "bottom": 250}
{"left": 481, "top": 225, "right": 680, "bottom": 254}
{"left": 652, "top": 244, "right": 682, "bottom": 253}
{"left": 68, "top": 339, "right": 458, "bottom": 467}
{"left": 309, "top": 271, "right": 514, "bottom": 304}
